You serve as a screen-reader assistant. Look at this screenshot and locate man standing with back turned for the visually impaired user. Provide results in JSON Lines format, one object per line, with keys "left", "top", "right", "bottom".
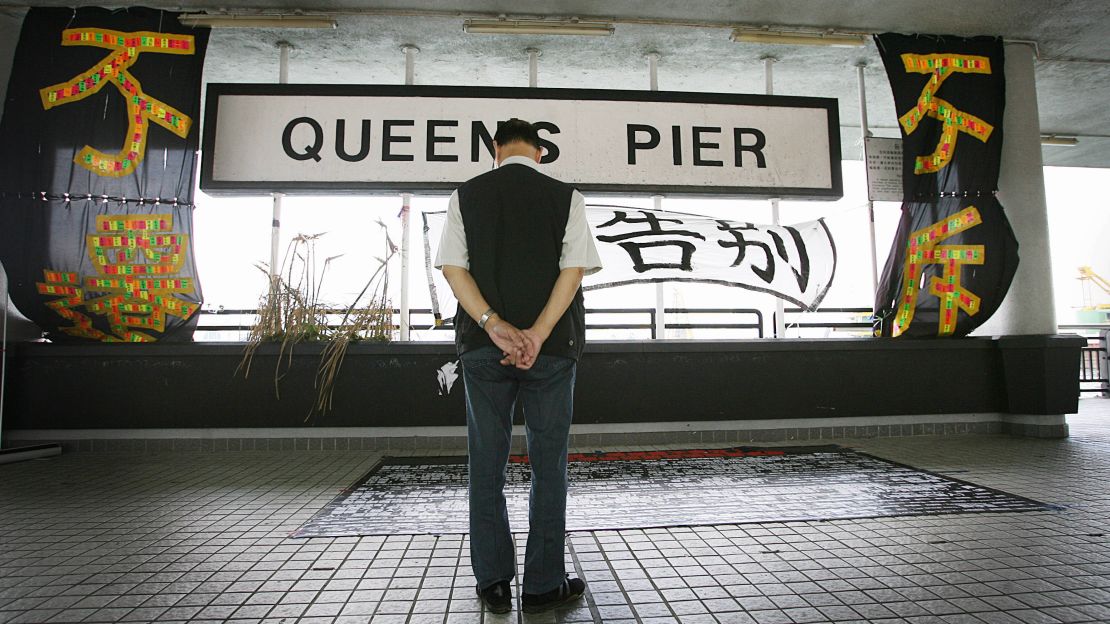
{"left": 435, "top": 118, "right": 602, "bottom": 614}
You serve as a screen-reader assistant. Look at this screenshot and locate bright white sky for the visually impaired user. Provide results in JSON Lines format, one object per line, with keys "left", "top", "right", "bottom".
{"left": 191, "top": 161, "right": 1110, "bottom": 337}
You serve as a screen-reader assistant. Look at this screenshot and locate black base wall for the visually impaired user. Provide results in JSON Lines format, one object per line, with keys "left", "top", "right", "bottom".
{"left": 2, "top": 335, "right": 1085, "bottom": 430}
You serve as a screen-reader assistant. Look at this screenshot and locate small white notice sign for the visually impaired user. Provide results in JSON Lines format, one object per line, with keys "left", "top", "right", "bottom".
{"left": 865, "top": 136, "right": 904, "bottom": 202}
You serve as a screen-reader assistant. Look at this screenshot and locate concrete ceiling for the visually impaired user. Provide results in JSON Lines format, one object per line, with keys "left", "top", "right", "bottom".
{"left": 3, "top": 0, "right": 1109, "bottom": 167}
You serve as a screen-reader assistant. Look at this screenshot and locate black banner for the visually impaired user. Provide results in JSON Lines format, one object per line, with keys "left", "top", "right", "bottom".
{"left": 0, "top": 7, "right": 209, "bottom": 342}
{"left": 873, "top": 33, "right": 1019, "bottom": 337}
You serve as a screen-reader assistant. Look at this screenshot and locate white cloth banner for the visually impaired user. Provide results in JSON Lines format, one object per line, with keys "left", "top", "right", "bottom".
{"left": 422, "top": 205, "right": 837, "bottom": 322}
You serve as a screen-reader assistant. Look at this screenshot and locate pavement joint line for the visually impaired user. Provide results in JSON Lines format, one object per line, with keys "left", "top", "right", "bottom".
{"left": 568, "top": 536, "right": 603, "bottom": 624}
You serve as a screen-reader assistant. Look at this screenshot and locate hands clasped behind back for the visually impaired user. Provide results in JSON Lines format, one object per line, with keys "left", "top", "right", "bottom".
{"left": 485, "top": 317, "right": 548, "bottom": 370}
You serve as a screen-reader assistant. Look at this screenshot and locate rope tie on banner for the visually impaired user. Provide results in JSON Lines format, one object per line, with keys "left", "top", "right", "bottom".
{"left": 910, "top": 189, "right": 998, "bottom": 200}
{"left": 1, "top": 191, "right": 192, "bottom": 208}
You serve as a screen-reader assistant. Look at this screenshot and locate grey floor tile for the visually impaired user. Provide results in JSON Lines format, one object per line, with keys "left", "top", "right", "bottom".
{"left": 0, "top": 399, "right": 1109, "bottom": 624}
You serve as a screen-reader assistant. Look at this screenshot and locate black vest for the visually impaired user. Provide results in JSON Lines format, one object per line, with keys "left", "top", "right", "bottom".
{"left": 455, "top": 163, "right": 586, "bottom": 360}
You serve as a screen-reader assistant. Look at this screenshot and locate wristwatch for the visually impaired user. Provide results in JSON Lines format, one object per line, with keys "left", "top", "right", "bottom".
{"left": 478, "top": 308, "right": 497, "bottom": 329}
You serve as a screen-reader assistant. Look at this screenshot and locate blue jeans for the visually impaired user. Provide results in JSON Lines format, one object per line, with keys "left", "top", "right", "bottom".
{"left": 461, "top": 346, "right": 576, "bottom": 595}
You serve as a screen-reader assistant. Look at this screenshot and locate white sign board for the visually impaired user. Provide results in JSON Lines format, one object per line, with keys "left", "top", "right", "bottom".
{"left": 201, "top": 85, "right": 842, "bottom": 199}
{"left": 865, "top": 136, "right": 904, "bottom": 202}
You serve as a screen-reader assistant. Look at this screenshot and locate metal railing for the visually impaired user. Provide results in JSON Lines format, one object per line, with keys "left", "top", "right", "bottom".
{"left": 192, "top": 307, "right": 767, "bottom": 341}
{"left": 778, "top": 307, "right": 874, "bottom": 338}
{"left": 1060, "top": 325, "right": 1110, "bottom": 396}
{"left": 193, "top": 306, "right": 868, "bottom": 341}
{"left": 195, "top": 311, "right": 1110, "bottom": 396}
{"left": 664, "top": 307, "right": 764, "bottom": 338}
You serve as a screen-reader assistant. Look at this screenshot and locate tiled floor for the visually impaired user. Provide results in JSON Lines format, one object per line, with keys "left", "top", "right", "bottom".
{"left": 1, "top": 398, "right": 1108, "bottom": 624}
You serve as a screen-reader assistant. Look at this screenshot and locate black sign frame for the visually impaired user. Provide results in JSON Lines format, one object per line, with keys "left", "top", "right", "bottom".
{"left": 200, "top": 83, "right": 842, "bottom": 199}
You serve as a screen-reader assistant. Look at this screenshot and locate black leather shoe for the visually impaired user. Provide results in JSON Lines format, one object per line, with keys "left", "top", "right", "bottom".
{"left": 476, "top": 580, "right": 512, "bottom": 614}
{"left": 521, "top": 576, "right": 586, "bottom": 614}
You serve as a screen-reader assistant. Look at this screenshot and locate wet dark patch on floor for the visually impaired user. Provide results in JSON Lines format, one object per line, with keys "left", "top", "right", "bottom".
{"left": 293, "top": 446, "right": 1053, "bottom": 537}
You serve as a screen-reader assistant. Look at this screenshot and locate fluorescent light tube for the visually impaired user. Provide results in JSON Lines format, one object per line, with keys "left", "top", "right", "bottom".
{"left": 464, "top": 19, "right": 613, "bottom": 36}
{"left": 179, "top": 14, "right": 338, "bottom": 29}
{"left": 1040, "top": 135, "right": 1079, "bottom": 146}
{"left": 731, "top": 28, "right": 867, "bottom": 47}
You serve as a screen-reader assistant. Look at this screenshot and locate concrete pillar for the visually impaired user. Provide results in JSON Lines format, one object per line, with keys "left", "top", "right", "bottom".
{"left": 976, "top": 43, "right": 1070, "bottom": 437}
{"left": 973, "top": 42, "right": 1057, "bottom": 336}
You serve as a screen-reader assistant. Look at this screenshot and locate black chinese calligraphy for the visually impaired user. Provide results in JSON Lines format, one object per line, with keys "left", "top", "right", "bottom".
{"left": 716, "top": 221, "right": 811, "bottom": 292}
{"left": 596, "top": 210, "right": 706, "bottom": 273}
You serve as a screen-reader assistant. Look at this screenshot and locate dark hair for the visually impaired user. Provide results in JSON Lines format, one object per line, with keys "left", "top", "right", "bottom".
{"left": 493, "top": 118, "right": 540, "bottom": 148}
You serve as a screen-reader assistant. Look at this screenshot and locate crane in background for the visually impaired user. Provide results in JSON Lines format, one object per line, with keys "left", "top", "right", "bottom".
{"left": 1078, "top": 266, "right": 1110, "bottom": 307}
{"left": 1077, "top": 266, "right": 1110, "bottom": 323}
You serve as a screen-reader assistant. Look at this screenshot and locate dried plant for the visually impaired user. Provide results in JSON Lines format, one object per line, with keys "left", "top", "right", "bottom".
{"left": 314, "top": 221, "right": 397, "bottom": 417}
{"left": 237, "top": 221, "right": 397, "bottom": 419}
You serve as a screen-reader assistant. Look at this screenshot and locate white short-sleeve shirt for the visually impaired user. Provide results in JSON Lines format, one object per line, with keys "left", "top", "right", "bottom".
{"left": 434, "top": 155, "right": 603, "bottom": 276}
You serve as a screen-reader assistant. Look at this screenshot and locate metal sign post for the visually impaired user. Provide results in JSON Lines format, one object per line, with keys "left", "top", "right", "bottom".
{"left": 526, "top": 47, "right": 540, "bottom": 88}
{"left": 647, "top": 51, "right": 666, "bottom": 340}
{"left": 764, "top": 56, "right": 786, "bottom": 339}
{"left": 857, "top": 62, "right": 880, "bottom": 294}
{"left": 399, "top": 44, "right": 420, "bottom": 341}
{"left": 269, "top": 42, "right": 292, "bottom": 294}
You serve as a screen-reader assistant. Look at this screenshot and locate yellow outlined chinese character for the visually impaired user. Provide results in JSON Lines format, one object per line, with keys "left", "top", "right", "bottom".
{"left": 39, "top": 28, "right": 195, "bottom": 177}
{"left": 36, "top": 269, "right": 116, "bottom": 341}
{"left": 892, "top": 207, "right": 985, "bottom": 337}
{"left": 81, "top": 214, "right": 197, "bottom": 340}
{"left": 35, "top": 214, "right": 199, "bottom": 342}
{"left": 898, "top": 54, "right": 994, "bottom": 175}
